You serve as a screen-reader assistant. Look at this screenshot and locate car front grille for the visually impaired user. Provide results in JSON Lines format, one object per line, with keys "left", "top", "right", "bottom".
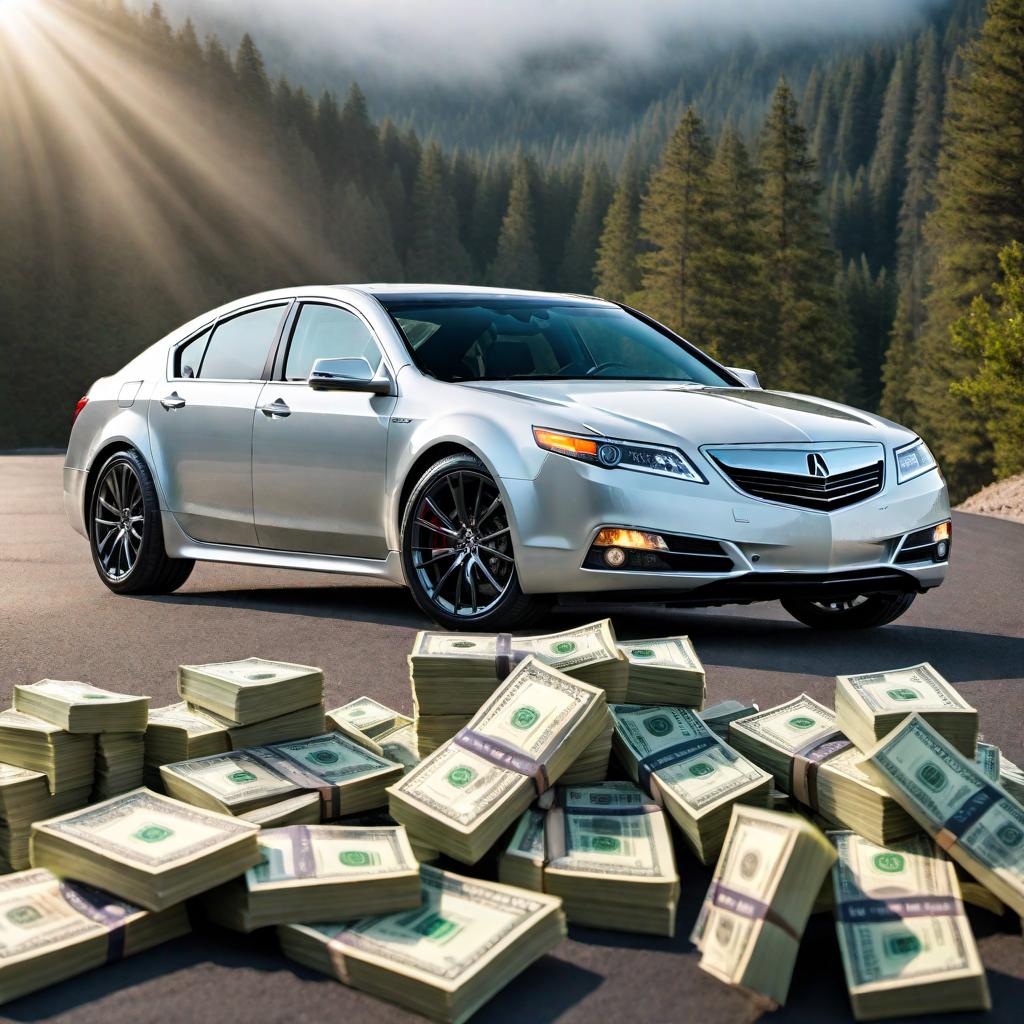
{"left": 712, "top": 458, "right": 884, "bottom": 512}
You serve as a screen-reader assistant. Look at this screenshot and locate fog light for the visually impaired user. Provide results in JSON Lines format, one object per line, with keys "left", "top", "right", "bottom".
{"left": 593, "top": 528, "right": 668, "bottom": 551}
{"left": 933, "top": 522, "right": 951, "bottom": 542}
{"left": 603, "top": 547, "right": 626, "bottom": 568}
{"left": 936, "top": 541, "right": 948, "bottom": 559}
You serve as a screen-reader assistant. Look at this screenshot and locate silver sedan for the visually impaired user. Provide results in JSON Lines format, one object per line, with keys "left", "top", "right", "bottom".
{"left": 64, "top": 285, "right": 950, "bottom": 630}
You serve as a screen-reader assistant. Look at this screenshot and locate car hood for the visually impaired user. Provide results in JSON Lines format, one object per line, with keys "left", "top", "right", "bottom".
{"left": 461, "top": 380, "right": 914, "bottom": 448}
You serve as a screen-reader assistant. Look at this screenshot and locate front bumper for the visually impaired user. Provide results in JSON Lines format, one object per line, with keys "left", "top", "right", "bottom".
{"left": 504, "top": 452, "right": 950, "bottom": 600}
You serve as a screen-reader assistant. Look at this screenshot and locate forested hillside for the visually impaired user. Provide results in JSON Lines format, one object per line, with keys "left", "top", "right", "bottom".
{"left": 2, "top": 0, "right": 1021, "bottom": 502}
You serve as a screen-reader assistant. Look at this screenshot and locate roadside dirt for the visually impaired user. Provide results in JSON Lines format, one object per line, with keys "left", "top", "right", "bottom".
{"left": 956, "top": 472, "right": 1024, "bottom": 525}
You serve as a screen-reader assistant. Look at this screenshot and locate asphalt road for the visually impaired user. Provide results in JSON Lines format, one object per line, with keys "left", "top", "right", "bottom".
{"left": 1, "top": 454, "right": 1022, "bottom": 1024}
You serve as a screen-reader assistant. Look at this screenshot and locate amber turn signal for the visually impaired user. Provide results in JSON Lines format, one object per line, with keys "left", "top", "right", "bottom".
{"left": 593, "top": 528, "right": 669, "bottom": 551}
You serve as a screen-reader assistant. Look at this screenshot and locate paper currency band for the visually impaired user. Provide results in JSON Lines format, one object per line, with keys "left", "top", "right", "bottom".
{"left": 935, "top": 783, "right": 1004, "bottom": 851}
{"left": 836, "top": 895, "right": 964, "bottom": 923}
{"left": 789, "top": 731, "right": 852, "bottom": 811}
{"left": 707, "top": 881, "right": 800, "bottom": 943}
{"left": 494, "top": 634, "right": 528, "bottom": 680}
{"left": 59, "top": 880, "right": 129, "bottom": 962}
{"left": 326, "top": 937, "right": 353, "bottom": 985}
{"left": 453, "top": 727, "right": 550, "bottom": 794}
{"left": 284, "top": 825, "right": 318, "bottom": 878}
{"left": 252, "top": 753, "right": 341, "bottom": 818}
{"left": 637, "top": 735, "right": 720, "bottom": 791}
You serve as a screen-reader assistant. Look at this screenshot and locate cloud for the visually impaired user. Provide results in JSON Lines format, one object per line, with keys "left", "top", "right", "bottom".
{"left": 156, "top": 0, "right": 942, "bottom": 85}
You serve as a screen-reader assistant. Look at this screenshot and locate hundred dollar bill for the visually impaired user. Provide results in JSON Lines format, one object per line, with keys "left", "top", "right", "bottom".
{"left": 409, "top": 618, "right": 628, "bottom": 713}
{"left": 691, "top": 805, "right": 836, "bottom": 1005}
{"left": 13, "top": 680, "right": 149, "bottom": 733}
{"left": 328, "top": 697, "right": 411, "bottom": 740}
{"left": 0, "top": 868, "right": 191, "bottom": 1005}
{"left": 975, "top": 743, "right": 1024, "bottom": 804}
{"left": 204, "top": 824, "right": 421, "bottom": 931}
{"left": 616, "top": 636, "right": 706, "bottom": 707}
{"left": 277, "top": 865, "right": 565, "bottom": 1024}
{"left": 861, "top": 713, "right": 1024, "bottom": 918}
{"left": 831, "top": 830, "right": 989, "bottom": 1020}
{"left": 728, "top": 694, "right": 917, "bottom": 845}
{"left": 610, "top": 704, "right": 771, "bottom": 864}
{"left": 0, "top": 710, "right": 95, "bottom": 795}
{"left": 389, "top": 657, "right": 608, "bottom": 864}
{"left": 498, "top": 807, "right": 547, "bottom": 891}
{"left": 836, "top": 664, "right": 977, "bottom": 757}
{"left": 30, "top": 788, "right": 261, "bottom": 911}
{"left": 698, "top": 700, "right": 759, "bottom": 740}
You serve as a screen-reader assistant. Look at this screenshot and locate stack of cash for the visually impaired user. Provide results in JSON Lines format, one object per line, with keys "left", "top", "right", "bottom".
{"left": 278, "top": 866, "right": 565, "bottom": 1023}
{"left": 389, "top": 657, "right": 609, "bottom": 864}
{"left": 94, "top": 732, "right": 145, "bottom": 800}
{"left": 409, "top": 620, "right": 628, "bottom": 716}
{"left": 13, "top": 680, "right": 149, "bottom": 733}
{"left": 861, "top": 713, "right": 1024, "bottom": 918}
{"left": 187, "top": 702, "right": 326, "bottom": 749}
{"left": 327, "top": 700, "right": 421, "bottom": 774}
{"left": 178, "top": 657, "right": 324, "bottom": 725}
{"left": 617, "top": 637, "right": 706, "bottom": 707}
{"left": 0, "top": 763, "right": 91, "bottom": 870}
{"left": 0, "top": 710, "right": 95, "bottom": 795}
{"left": 698, "top": 700, "right": 759, "bottom": 740}
{"left": 144, "top": 703, "right": 231, "bottom": 787}
{"left": 544, "top": 782, "right": 680, "bottom": 935}
{"left": 161, "top": 733, "right": 404, "bottom": 820}
{"left": 610, "top": 704, "right": 772, "bottom": 864}
{"left": 728, "top": 694, "right": 917, "bottom": 846}
{"left": 0, "top": 868, "right": 191, "bottom": 1006}
{"left": 328, "top": 697, "right": 412, "bottom": 739}
{"left": 836, "top": 664, "right": 978, "bottom": 757}
{"left": 831, "top": 830, "right": 990, "bottom": 1020}
{"left": 204, "top": 824, "right": 422, "bottom": 931}
{"left": 499, "top": 807, "right": 547, "bottom": 892}
{"left": 30, "top": 788, "right": 261, "bottom": 910}
{"left": 691, "top": 805, "right": 837, "bottom": 1006}
{"left": 239, "top": 793, "right": 322, "bottom": 828}
{"left": 976, "top": 742, "right": 1024, "bottom": 803}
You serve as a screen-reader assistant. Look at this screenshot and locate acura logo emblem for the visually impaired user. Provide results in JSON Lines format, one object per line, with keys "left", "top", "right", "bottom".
{"left": 807, "top": 453, "right": 829, "bottom": 477}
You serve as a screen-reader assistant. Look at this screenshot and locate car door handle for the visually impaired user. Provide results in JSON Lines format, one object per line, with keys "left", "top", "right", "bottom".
{"left": 259, "top": 398, "right": 291, "bottom": 418}
{"left": 160, "top": 392, "right": 186, "bottom": 410}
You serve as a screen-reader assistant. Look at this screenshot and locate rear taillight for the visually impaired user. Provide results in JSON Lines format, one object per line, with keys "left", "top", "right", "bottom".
{"left": 73, "top": 396, "right": 89, "bottom": 424}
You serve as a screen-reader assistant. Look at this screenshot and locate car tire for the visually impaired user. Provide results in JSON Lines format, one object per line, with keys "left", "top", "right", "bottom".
{"left": 400, "top": 452, "right": 548, "bottom": 630}
{"left": 88, "top": 448, "right": 195, "bottom": 595}
{"left": 781, "top": 591, "right": 916, "bottom": 629}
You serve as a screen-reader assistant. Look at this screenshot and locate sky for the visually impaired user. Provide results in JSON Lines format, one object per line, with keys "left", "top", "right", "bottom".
{"left": 152, "top": 0, "right": 943, "bottom": 85}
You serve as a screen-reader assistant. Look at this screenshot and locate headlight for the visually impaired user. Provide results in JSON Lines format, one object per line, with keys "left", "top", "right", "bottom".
{"left": 533, "top": 426, "right": 706, "bottom": 483}
{"left": 894, "top": 438, "right": 937, "bottom": 484}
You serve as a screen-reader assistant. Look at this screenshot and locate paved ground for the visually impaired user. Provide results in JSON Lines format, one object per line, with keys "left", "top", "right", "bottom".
{"left": 1, "top": 454, "right": 1022, "bottom": 1024}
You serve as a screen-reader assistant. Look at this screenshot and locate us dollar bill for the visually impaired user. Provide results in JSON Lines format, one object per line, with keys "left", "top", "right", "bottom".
{"left": 831, "top": 829, "right": 989, "bottom": 1019}
{"left": 861, "top": 713, "right": 1024, "bottom": 918}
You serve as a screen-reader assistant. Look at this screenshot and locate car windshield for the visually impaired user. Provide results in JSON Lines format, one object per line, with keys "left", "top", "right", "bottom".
{"left": 378, "top": 297, "right": 734, "bottom": 385}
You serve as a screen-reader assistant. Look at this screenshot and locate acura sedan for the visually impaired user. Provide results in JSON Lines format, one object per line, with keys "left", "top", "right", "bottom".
{"left": 64, "top": 285, "right": 950, "bottom": 630}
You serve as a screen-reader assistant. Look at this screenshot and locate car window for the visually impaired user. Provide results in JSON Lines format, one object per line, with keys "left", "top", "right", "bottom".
{"left": 197, "top": 305, "right": 287, "bottom": 380}
{"left": 176, "top": 327, "right": 211, "bottom": 378}
{"left": 284, "top": 304, "right": 382, "bottom": 381}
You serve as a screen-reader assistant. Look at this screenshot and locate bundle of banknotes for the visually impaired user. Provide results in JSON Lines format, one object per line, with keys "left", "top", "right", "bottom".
{"left": 389, "top": 657, "right": 610, "bottom": 863}
{"left": 617, "top": 636, "right": 706, "bottom": 706}
{"left": 326, "top": 697, "right": 421, "bottom": 773}
{"left": 499, "top": 781, "right": 680, "bottom": 935}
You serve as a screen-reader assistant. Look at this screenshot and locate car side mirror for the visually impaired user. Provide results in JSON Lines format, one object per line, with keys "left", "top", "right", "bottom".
{"left": 727, "top": 367, "right": 760, "bottom": 389}
{"left": 308, "top": 357, "right": 393, "bottom": 395}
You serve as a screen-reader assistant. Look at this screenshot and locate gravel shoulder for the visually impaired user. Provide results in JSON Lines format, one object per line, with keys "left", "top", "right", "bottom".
{"left": 957, "top": 473, "right": 1024, "bottom": 524}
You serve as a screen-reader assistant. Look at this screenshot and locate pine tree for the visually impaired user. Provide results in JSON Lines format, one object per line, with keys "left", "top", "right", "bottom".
{"left": 912, "top": 0, "right": 1024, "bottom": 498}
{"left": 700, "top": 125, "right": 767, "bottom": 368}
{"left": 841, "top": 256, "right": 896, "bottom": 409}
{"left": 406, "top": 142, "right": 473, "bottom": 282}
{"left": 759, "top": 79, "right": 854, "bottom": 399}
{"left": 594, "top": 149, "right": 643, "bottom": 302}
{"left": 338, "top": 83, "right": 382, "bottom": 188}
{"left": 637, "top": 107, "right": 715, "bottom": 339}
{"left": 234, "top": 34, "right": 271, "bottom": 112}
{"left": 836, "top": 56, "right": 873, "bottom": 175}
{"left": 334, "top": 182, "right": 402, "bottom": 281}
{"left": 867, "top": 45, "right": 914, "bottom": 270}
{"left": 488, "top": 160, "right": 541, "bottom": 290}
{"left": 880, "top": 29, "right": 942, "bottom": 424}
{"left": 559, "top": 164, "right": 611, "bottom": 294}
{"left": 468, "top": 159, "right": 511, "bottom": 278}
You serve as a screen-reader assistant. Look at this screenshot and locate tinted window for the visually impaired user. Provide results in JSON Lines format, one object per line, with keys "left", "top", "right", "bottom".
{"left": 381, "top": 299, "right": 732, "bottom": 386}
{"left": 176, "top": 327, "right": 211, "bottom": 378}
{"left": 284, "top": 304, "right": 382, "bottom": 381}
{"left": 198, "top": 305, "right": 286, "bottom": 380}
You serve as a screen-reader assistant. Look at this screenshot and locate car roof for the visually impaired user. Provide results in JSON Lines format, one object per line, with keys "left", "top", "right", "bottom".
{"left": 348, "top": 283, "right": 616, "bottom": 305}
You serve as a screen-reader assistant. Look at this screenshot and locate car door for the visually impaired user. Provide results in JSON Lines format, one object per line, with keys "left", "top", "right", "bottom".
{"left": 148, "top": 302, "right": 290, "bottom": 546}
{"left": 251, "top": 300, "right": 397, "bottom": 558}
